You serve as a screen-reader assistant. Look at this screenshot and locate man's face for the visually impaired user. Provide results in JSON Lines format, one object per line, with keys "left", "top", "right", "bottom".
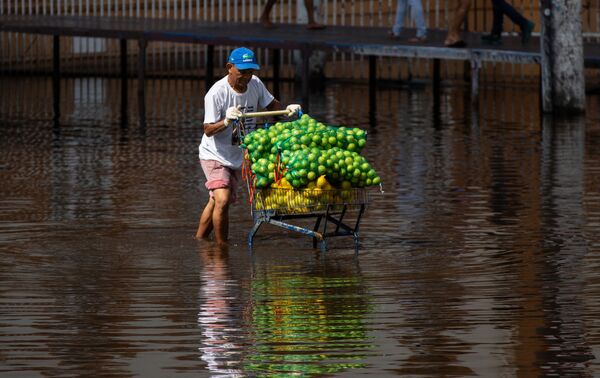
{"left": 227, "top": 63, "right": 255, "bottom": 91}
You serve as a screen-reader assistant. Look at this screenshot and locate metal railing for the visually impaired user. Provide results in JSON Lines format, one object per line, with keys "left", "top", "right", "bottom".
{"left": 1, "top": 0, "right": 599, "bottom": 81}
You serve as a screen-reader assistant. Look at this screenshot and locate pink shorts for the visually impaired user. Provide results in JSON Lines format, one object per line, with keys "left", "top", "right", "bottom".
{"left": 200, "top": 159, "right": 241, "bottom": 203}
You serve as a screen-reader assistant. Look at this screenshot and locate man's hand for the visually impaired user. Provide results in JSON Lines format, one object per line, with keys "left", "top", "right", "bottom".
{"left": 286, "top": 104, "right": 302, "bottom": 117}
{"left": 224, "top": 105, "right": 242, "bottom": 126}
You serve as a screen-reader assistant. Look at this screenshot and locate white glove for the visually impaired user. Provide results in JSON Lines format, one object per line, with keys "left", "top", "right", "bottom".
{"left": 286, "top": 104, "right": 302, "bottom": 117}
{"left": 224, "top": 105, "right": 242, "bottom": 126}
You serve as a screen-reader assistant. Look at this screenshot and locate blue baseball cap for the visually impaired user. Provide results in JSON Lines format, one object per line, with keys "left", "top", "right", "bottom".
{"left": 228, "top": 47, "right": 260, "bottom": 70}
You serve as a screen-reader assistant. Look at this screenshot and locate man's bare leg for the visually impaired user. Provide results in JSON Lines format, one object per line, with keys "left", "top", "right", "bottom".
{"left": 304, "top": 0, "right": 325, "bottom": 29}
{"left": 211, "top": 188, "right": 231, "bottom": 245}
{"left": 260, "top": 0, "right": 277, "bottom": 28}
{"left": 196, "top": 197, "right": 215, "bottom": 240}
{"left": 444, "top": 0, "right": 471, "bottom": 45}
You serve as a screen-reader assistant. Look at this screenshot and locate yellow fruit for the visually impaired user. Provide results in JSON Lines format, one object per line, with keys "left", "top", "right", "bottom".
{"left": 264, "top": 196, "right": 273, "bottom": 209}
{"left": 316, "top": 175, "right": 329, "bottom": 189}
{"left": 271, "top": 177, "right": 293, "bottom": 189}
{"left": 280, "top": 178, "right": 292, "bottom": 189}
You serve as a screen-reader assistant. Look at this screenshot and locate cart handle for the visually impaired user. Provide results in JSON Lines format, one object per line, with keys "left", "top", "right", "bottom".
{"left": 238, "top": 110, "right": 289, "bottom": 118}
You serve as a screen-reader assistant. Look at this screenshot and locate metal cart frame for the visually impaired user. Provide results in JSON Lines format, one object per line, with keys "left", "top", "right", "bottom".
{"left": 247, "top": 198, "right": 367, "bottom": 253}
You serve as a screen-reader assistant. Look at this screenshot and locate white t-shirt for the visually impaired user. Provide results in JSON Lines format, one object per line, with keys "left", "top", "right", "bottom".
{"left": 199, "top": 75, "right": 275, "bottom": 169}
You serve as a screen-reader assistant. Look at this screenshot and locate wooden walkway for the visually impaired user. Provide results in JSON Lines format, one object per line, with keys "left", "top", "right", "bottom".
{"left": 2, "top": 14, "right": 599, "bottom": 121}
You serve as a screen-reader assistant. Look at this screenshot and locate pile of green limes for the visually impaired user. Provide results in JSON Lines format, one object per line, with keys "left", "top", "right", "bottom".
{"left": 242, "top": 114, "right": 381, "bottom": 189}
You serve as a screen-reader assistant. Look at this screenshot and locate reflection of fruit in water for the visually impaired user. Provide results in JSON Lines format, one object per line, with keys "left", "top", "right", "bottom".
{"left": 244, "top": 273, "right": 372, "bottom": 376}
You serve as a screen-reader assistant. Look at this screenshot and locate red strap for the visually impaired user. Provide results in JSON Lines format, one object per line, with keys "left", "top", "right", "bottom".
{"left": 242, "top": 150, "right": 255, "bottom": 206}
{"left": 274, "top": 152, "right": 281, "bottom": 182}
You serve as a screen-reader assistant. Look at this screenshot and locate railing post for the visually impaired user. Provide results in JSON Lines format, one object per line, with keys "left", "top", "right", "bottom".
{"left": 273, "top": 48, "right": 280, "bottom": 100}
{"left": 120, "top": 39, "right": 128, "bottom": 126}
{"left": 52, "top": 35, "right": 60, "bottom": 122}
{"left": 470, "top": 57, "right": 481, "bottom": 106}
{"left": 432, "top": 59, "right": 441, "bottom": 98}
{"left": 301, "top": 48, "right": 311, "bottom": 112}
{"left": 369, "top": 55, "right": 377, "bottom": 116}
{"left": 138, "top": 38, "right": 147, "bottom": 127}
{"left": 206, "top": 45, "right": 214, "bottom": 92}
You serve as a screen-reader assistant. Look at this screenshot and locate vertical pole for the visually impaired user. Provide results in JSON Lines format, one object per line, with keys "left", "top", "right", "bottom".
{"left": 273, "top": 48, "right": 280, "bottom": 100}
{"left": 301, "top": 48, "right": 310, "bottom": 112}
{"left": 540, "top": 0, "right": 553, "bottom": 113}
{"left": 540, "top": 0, "right": 585, "bottom": 114}
{"left": 470, "top": 58, "right": 480, "bottom": 106}
{"left": 52, "top": 35, "right": 60, "bottom": 122}
{"left": 138, "top": 39, "right": 147, "bottom": 127}
{"left": 432, "top": 58, "right": 442, "bottom": 129}
{"left": 206, "top": 44, "right": 214, "bottom": 92}
{"left": 432, "top": 58, "right": 441, "bottom": 97}
{"left": 120, "top": 38, "right": 128, "bottom": 126}
{"left": 368, "top": 55, "right": 377, "bottom": 116}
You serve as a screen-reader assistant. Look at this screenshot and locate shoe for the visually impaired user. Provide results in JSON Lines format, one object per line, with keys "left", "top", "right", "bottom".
{"left": 306, "top": 23, "right": 326, "bottom": 30}
{"left": 521, "top": 21, "right": 535, "bottom": 44}
{"left": 408, "top": 36, "right": 427, "bottom": 43}
{"left": 444, "top": 39, "right": 467, "bottom": 48}
{"left": 388, "top": 30, "right": 401, "bottom": 40}
{"left": 481, "top": 33, "right": 502, "bottom": 45}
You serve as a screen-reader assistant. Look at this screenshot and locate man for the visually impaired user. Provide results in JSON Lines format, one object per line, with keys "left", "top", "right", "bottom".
{"left": 480, "top": 0, "right": 535, "bottom": 45}
{"left": 444, "top": 0, "right": 471, "bottom": 47}
{"left": 195, "top": 47, "right": 301, "bottom": 243}
{"left": 389, "top": 0, "right": 427, "bottom": 42}
{"left": 444, "top": 0, "right": 533, "bottom": 47}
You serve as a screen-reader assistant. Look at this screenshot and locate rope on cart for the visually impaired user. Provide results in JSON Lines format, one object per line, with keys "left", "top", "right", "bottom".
{"left": 235, "top": 116, "right": 256, "bottom": 209}
{"left": 242, "top": 149, "right": 256, "bottom": 207}
{"left": 274, "top": 147, "right": 288, "bottom": 183}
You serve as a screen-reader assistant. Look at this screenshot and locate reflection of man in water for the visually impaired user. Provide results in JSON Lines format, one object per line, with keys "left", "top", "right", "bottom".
{"left": 197, "top": 244, "right": 243, "bottom": 376}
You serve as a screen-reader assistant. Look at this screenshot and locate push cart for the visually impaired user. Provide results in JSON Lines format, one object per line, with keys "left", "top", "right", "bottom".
{"left": 236, "top": 110, "right": 370, "bottom": 253}
{"left": 248, "top": 185, "right": 369, "bottom": 253}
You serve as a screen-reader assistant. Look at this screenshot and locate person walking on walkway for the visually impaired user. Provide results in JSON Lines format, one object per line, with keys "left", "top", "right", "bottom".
{"left": 389, "top": 0, "right": 427, "bottom": 42}
{"left": 196, "top": 47, "right": 301, "bottom": 243}
{"left": 481, "top": 0, "right": 535, "bottom": 45}
{"left": 444, "top": 0, "right": 471, "bottom": 47}
{"left": 260, "top": 0, "right": 325, "bottom": 29}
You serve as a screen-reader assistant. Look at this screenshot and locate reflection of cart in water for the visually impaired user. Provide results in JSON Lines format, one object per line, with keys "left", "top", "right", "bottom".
{"left": 236, "top": 110, "right": 370, "bottom": 253}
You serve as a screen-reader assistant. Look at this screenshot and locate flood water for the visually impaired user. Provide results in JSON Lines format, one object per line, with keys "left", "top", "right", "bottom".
{"left": 1, "top": 76, "right": 600, "bottom": 376}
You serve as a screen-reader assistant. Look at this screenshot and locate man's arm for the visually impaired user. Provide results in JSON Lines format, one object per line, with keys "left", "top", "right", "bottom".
{"left": 266, "top": 99, "right": 284, "bottom": 111}
{"left": 203, "top": 105, "right": 242, "bottom": 137}
{"left": 203, "top": 120, "right": 229, "bottom": 137}
{"left": 203, "top": 90, "right": 227, "bottom": 137}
